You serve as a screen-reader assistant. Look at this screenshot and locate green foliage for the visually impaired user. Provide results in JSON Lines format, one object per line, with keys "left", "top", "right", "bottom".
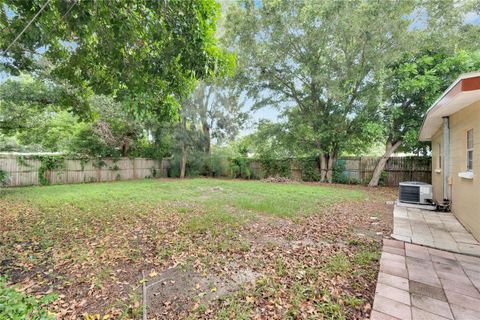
{"left": 259, "top": 157, "right": 291, "bottom": 178}
{"left": 332, "top": 160, "right": 349, "bottom": 184}
{"left": 0, "top": 169, "right": 8, "bottom": 186}
{"left": 167, "top": 156, "right": 181, "bottom": 178}
{"left": 92, "top": 159, "right": 108, "bottom": 169}
{"left": 1, "top": 0, "right": 233, "bottom": 119}
{"left": 66, "top": 124, "right": 114, "bottom": 157}
{"left": 297, "top": 157, "right": 321, "bottom": 182}
{"left": 378, "top": 171, "right": 388, "bottom": 187}
{"left": 16, "top": 155, "right": 32, "bottom": 168}
{"left": 229, "top": 157, "right": 252, "bottom": 179}
{"left": 242, "top": 120, "right": 296, "bottom": 160}
{"left": 224, "top": 0, "right": 416, "bottom": 178}
{"left": 205, "top": 153, "right": 230, "bottom": 177}
{"left": 0, "top": 277, "right": 57, "bottom": 319}
{"left": 184, "top": 80, "right": 248, "bottom": 152}
{"left": 381, "top": 49, "right": 480, "bottom": 155}
{"left": 0, "top": 75, "right": 89, "bottom": 135}
{"left": 0, "top": 78, "right": 156, "bottom": 158}
{"left": 150, "top": 167, "right": 158, "bottom": 178}
{"left": 32, "top": 156, "right": 65, "bottom": 186}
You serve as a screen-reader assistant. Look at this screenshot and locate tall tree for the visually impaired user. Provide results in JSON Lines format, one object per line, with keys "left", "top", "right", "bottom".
{"left": 171, "top": 106, "right": 204, "bottom": 179}
{"left": 368, "top": 50, "right": 480, "bottom": 186}
{"left": 223, "top": 0, "right": 415, "bottom": 182}
{"left": 82, "top": 95, "right": 144, "bottom": 157}
{"left": 1, "top": 0, "right": 233, "bottom": 118}
{"left": 171, "top": 79, "right": 247, "bottom": 178}
{"left": 187, "top": 80, "right": 248, "bottom": 155}
{"left": 366, "top": 0, "right": 480, "bottom": 186}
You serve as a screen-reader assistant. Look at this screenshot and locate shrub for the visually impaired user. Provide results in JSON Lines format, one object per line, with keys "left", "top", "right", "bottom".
{"left": 0, "top": 277, "right": 57, "bottom": 319}
{"left": 297, "top": 157, "right": 320, "bottom": 181}
{"left": 259, "top": 157, "right": 291, "bottom": 178}
{"left": 230, "top": 157, "right": 252, "bottom": 179}
{"left": 167, "top": 155, "right": 181, "bottom": 177}
{"left": 206, "top": 154, "right": 229, "bottom": 177}
{"left": 0, "top": 169, "right": 8, "bottom": 186}
{"left": 378, "top": 171, "right": 388, "bottom": 186}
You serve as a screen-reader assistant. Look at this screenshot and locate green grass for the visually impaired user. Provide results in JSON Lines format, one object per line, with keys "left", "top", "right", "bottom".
{"left": 0, "top": 178, "right": 365, "bottom": 265}
{"left": 0, "top": 178, "right": 364, "bottom": 218}
{"left": 0, "top": 179, "right": 364, "bottom": 245}
{"left": 0, "top": 178, "right": 369, "bottom": 319}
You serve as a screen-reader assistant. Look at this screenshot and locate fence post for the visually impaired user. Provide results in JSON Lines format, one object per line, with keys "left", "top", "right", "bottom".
{"left": 359, "top": 157, "right": 363, "bottom": 183}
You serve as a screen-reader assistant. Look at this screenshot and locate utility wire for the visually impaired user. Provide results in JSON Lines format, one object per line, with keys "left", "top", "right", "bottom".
{"left": 2, "top": 0, "right": 52, "bottom": 54}
{"left": 1, "top": 0, "right": 77, "bottom": 65}
{"left": 59, "top": 0, "right": 77, "bottom": 21}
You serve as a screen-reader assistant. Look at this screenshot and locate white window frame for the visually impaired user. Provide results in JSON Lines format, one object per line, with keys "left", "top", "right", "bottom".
{"left": 467, "top": 129, "right": 474, "bottom": 172}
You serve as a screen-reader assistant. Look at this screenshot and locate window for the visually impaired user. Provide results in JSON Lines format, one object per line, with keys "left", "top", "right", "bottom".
{"left": 438, "top": 143, "right": 442, "bottom": 169}
{"left": 467, "top": 129, "right": 474, "bottom": 172}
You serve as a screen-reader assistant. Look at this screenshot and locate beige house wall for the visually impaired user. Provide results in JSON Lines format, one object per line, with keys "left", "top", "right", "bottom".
{"left": 446, "top": 101, "right": 480, "bottom": 240}
{"left": 431, "top": 130, "right": 443, "bottom": 203}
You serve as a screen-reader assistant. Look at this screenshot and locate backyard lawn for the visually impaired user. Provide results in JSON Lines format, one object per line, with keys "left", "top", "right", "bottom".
{"left": 0, "top": 178, "right": 395, "bottom": 319}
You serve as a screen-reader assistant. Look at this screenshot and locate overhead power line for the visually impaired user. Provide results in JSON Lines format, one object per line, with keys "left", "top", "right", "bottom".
{"left": 60, "top": 0, "right": 77, "bottom": 21}
{"left": 2, "top": 0, "right": 52, "bottom": 55}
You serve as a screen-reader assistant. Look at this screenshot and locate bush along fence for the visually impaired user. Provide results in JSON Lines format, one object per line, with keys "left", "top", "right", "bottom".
{"left": 0, "top": 154, "right": 169, "bottom": 187}
{"left": 167, "top": 155, "right": 431, "bottom": 187}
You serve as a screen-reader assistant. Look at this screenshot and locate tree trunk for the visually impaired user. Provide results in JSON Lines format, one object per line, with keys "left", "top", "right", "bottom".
{"left": 202, "top": 122, "right": 211, "bottom": 155}
{"left": 368, "top": 140, "right": 402, "bottom": 187}
{"left": 320, "top": 153, "right": 328, "bottom": 182}
{"left": 326, "top": 153, "right": 337, "bottom": 183}
{"left": 180, "top": 144, "right": 187, "bottom": 179}
{"left": 121, "top": 140, "right": 130, "bottom": 157}
{"left": 319, "top": 152, "right": 337, "bottom": 183}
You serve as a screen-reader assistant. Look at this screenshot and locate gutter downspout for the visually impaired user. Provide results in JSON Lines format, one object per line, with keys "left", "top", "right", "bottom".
{"left": 442, "top": 117, "right": 450, "bottom": 201}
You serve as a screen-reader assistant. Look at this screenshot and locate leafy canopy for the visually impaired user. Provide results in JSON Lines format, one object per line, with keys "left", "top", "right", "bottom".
{"left": 381, "top": 50, "right": 480, "bottom": 154}
{"left": 223, "top": 0, "right": 415, "bottom": 158}
{"left": 1, "top": 0, "right": 234, "bottom": 118}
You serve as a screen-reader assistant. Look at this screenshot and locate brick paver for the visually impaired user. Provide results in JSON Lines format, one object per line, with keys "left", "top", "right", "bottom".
{"left": 372, "top": 239, "right": 480, "bottom": 320}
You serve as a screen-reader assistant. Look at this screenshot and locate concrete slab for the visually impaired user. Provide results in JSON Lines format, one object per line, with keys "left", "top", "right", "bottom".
{"left": 391, "top": 205, "right": 480, "bottom": 257}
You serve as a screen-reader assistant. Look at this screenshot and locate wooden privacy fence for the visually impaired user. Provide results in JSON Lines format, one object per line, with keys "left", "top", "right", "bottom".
{"left": 0, "top": 155, "right": 169, "bottom": 187}
{"left": 248, "top": 156, "right": 431, "bottom": 187}
{"left": 0, "top": 154, "right": 431, "bottom": 187}
{"left": 336, "top": 156, "right": 432, "bottom": 186}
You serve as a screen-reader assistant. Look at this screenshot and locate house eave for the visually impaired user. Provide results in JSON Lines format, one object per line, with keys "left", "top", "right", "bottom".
{"left": 419, "top": 72, "right": 480, "bottom": 141}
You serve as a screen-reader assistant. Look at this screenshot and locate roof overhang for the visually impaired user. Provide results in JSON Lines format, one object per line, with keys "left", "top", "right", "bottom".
{"left": 419, "top": 72, "right": 480, "bottom": 141}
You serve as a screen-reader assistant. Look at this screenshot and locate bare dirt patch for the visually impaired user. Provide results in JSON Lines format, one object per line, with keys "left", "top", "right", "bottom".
{"left": 145, "top": 265, "right": 261, "bottom": 319}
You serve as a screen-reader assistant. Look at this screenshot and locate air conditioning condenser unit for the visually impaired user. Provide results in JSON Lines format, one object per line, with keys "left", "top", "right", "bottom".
{"left": 399, "top": 181, "right": 433, "bottom": 205}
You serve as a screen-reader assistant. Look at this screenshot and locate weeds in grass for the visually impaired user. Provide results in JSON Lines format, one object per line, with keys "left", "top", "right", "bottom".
{"left": 322, "top": 252, "right": 352, "bottom": 275}
{"left": 316, "top": 292, "right": 345, "bottom": 320}
{"left": 274, "top": 257, "right": 287, "bottom": 276}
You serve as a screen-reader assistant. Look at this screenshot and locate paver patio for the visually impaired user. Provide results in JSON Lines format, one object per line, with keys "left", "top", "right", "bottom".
{"left": 372, "top": 239, "right": 480, "bottom": 320}
{"left": 391, "top": 205, "right": 480, "bottom": 256}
